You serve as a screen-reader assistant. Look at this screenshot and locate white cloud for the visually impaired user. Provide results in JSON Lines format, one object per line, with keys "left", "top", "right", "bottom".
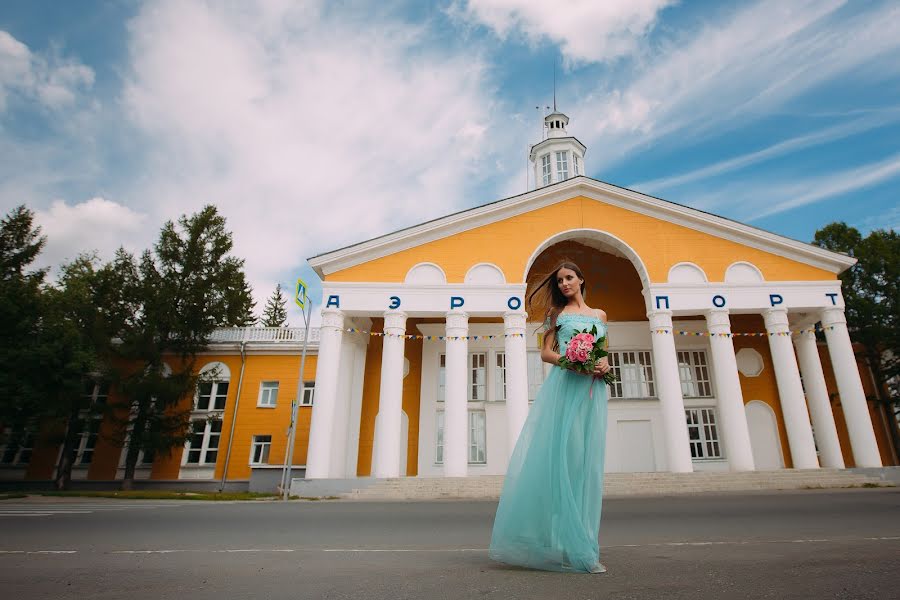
{"left": 34, "top": 197, "right": 147, "bottom": 271}
{"left": 632, "top": 110, "right": 900, "bottom": 193}
{"left": 576, "top": 0, "right": 900, "bottom": 168}
{"left": 452, "top": 0, "right": 675, "bottom": 64}
{"left": 745, "top": 153, "right": 900, "bottom": 221}
{"left": 121, "top": 0, "right": 506, "bottom": 320}
{"left": 0, "top": 30, "right": 94, "bottom": 111}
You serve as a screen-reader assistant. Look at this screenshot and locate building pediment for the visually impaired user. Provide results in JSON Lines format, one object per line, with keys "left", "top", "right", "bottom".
{"left": 308, "top": 176, "right": 854, "bottom": 280}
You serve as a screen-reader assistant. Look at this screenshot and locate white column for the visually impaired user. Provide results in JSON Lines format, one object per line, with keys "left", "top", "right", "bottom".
{"left": 306, "top": 307, "right": 344, "bottom": 479}
{"left": 648, "top": 309, "right": 693, "bottom": 473}
{"left": 705, "top": 309, "right": 755, "bottom": 471}
{"left": 763, "top": 308, "right": 818, "bottom": 469}
{"left": 444, "top": 310, "right": 469, "bottom": 477}
{"left": 821, "top": 307, "right": 882, "bottom": 467}
{"left": 373, "top": 311, "right": 407, "bottom": 478}
{"left": 503, "top": 310, "right": 529, "bottom": 459}
{"left": 793, "top": 330, "right": 845, "bottom": 469}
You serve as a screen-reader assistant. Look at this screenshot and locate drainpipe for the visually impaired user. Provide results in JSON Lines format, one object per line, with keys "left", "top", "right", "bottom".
{"left": 220, "top": 338, "right": 248, "bottom": 492}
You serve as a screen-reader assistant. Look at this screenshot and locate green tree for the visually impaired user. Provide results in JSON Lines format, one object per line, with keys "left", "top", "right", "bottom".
{"left": 260, "top": 283, "right": 289, "bottom": 327}
{"left": 113, "top": 205, "right": 255, "bottom": 489}
{"left": 813, "top": 222, "right": 900, "bottom": 453}
{"left": 0, "top": 206, "right": 48, "bottom": 449}
{"left": 44, "top": 252, "right": 138, "bottom": 489}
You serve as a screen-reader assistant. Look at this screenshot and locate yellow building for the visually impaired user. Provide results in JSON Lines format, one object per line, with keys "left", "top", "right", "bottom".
{"left": 2, "top": 110, "right": 897, "bottom": 489}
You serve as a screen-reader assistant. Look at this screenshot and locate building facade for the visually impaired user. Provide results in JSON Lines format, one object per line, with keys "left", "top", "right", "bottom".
{"left": 3, "top": 111, "right": 897, "bottom": 487}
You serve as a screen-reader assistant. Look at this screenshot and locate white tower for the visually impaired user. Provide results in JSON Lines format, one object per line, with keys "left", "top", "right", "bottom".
{"left": 529, "top": 111, "right": 586, "bottom": 189}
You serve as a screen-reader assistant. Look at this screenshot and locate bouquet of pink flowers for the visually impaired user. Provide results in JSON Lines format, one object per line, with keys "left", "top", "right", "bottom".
{"left": 557, "top": 324, "right": 618, "bottom": 385}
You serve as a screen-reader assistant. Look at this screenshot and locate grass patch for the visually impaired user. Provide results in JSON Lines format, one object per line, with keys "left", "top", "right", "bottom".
{"left": 0, "top": 493, "right": 27, "bottom": 500}
{"left": 30, "top": 490, "right": 278, "bottom": 501}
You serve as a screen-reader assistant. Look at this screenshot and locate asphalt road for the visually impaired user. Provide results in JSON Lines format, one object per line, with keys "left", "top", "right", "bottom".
{"left": 1, "top": 488, "right": 898, "bottom": 600}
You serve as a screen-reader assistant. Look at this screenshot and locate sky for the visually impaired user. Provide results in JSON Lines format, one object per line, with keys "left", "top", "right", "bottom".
{"left": 1, "top": 0, "right": 898, "bottom": 325}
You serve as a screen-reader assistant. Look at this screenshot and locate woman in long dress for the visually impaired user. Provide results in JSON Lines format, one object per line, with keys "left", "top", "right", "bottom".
{"left": 489, "top": 261, "right": 610, "bottom": 574}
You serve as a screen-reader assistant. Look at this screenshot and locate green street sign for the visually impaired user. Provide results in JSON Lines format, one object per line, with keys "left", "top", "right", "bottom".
{"left": 295, "top": 278, "right": 307, "bottom": 308}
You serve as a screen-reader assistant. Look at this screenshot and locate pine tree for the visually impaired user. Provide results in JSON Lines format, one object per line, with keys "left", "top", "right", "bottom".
{"left": 113, "top": 205, "right": 256, "bottom": 489}
{"left": 0, "top": 206, "right": 48, "bottom": 444}
{"left": 260, "top": 283, "right": 289, "bottom": 327}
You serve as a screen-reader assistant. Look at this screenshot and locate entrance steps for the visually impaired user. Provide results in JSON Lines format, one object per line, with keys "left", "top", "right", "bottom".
{"left": 335, "top": 469, "right": 889, "bottom": 501}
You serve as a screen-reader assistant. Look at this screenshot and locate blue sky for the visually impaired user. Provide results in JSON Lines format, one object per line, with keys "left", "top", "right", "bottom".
{"left": 1, "top": 0, "right": 898, "bottom": 323}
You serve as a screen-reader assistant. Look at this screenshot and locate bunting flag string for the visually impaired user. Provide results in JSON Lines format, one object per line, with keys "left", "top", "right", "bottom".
{"left": 651, "top": 325, "right": 837, "bottom": 337}
{"left": 344, "top": 327, "right": 526, "bottom": 341}
{"left": 342, "top": 324, "right": 837, "bottom": 341}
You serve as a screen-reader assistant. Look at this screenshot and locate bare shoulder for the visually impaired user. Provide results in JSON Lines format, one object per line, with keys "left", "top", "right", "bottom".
{"left": 594, "top": 308, "right": 608, "bottom": 323}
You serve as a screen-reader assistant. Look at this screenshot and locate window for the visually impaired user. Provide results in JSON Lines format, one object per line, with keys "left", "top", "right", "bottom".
{"left": 82, "top": 380, "right": 109, "bottom": 408}
{"left": 0, "top": 428, "right": 34, "bottom": 466}
{"left": 685, "top": 408, "right": 722, "bottom": 459}
{"left": 300, "top": 381, "right": 315, "bottom": 406}
{"left": 434, "top": 411, "right": 486, "bottom": 465}
{"left": 573, "top": 154, "right": 581, "bottom": 176}
{"left": 608, "top": 351, "right": 655, "bottom": 398}
{"left": 118, "top": 424, "right": 156, "bottom": 468}
{"left": 541, "top": 154, "right": 552, "bottom": 186}
{"left": 250, "top": 435, "right": 272, "bottom": 465}
{"left": 555, "top": 151, "right": 569, "bottom": 181}
{"left": 71, "top": 417, "right": 101, "bottom": 466}
{"left": 258, "top": 381, "right": 279, "bottom": 407}
{"left": 469, "top": 411, "right": 487, "bottom": 464}
{"left": 438, "top": 353, "right": 486, "bottom": 402}
{"left": 196, "top": 380, "right": 229, "bottom": 411}
{"left": 469, "top": 353, "right": 486, "bottom": 401}
{"left": 185, "top": 418, "right": 223, "bottom": 464}
{"left": 527, "top": 351, "right": 545, "bottom": 401}
{"left": 677, "top": 351, "right": 712, "bottom": 398}
{"left": 435, "top": 411, "right": 444, "bottom": 464}
{"left": 495, "top": 352, "right": 507, "bottom": 401}
{"left": 437, "top": 354, "right": 446, "bottom": 402}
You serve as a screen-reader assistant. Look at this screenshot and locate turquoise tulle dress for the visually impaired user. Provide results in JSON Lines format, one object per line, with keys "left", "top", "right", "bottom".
{"left": 489, "top": 313, "right": 609, "bottom": 574}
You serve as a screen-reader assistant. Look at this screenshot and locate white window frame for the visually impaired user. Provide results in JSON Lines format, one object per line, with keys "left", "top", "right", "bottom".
{"left": 555, "top": 150, "right": 569, "bottom": 181}
{"left": 258, "top": 381, "right": 279, "bottom": 408}
{"left": 72, "top": 381, "right": 108, "bottom": 466}
{"left": 494, "top": 352, "right": 507, "bottom": 401}
{"left": 541, "top": 154, "right": 552, "bottom": 186}
{"left": 527, "top": 351, "right": 545, "bottom": 402}
{"left": 677, "top": 351, "right": 713, "bottom": 398}
{"left": 469, "top": 353, "right": 486, "bottom": 401}
{"left": 0, "top": 427, "right": 34, "bottom": 466}
{"left": 608, "top": 351, "right": 656, "bottom": 399}
{"left": 195, "top": 380, "right": 229, "bottom": 411}
{"left": 183, "top": 417, "right": 223, "bottom": 465}
{"left": 300, "top": 381, "right": 315, "bottom": 406}
{"left": 437, "top": 353, "right": 446, "bottom": 402}
{"left": 435, "top": 410, "right": 444, "bottom": 464}
{"left": 250, "top": 435, "right": 272, "bottom": 465}
{"left": 573, "top": 154, "right": 581, "bottom": 176}
{"left": 469, "top": 411, "right": 487, "bottom": 464}
{"left": 118, "top": 418, "right": 155, "bottom": 469}
{"left": 435, "top": 410, "right": 487, "bottom": 465}
{"left": 685, "top": 408, "right": 723, "bottom": 460}
{"left": 437, "top": 352, "right": 487, "bottom": 402}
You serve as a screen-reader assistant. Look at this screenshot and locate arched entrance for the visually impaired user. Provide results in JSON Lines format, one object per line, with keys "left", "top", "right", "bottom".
{"left": 523, "top": 229, "right": 650, "bottom": 322}
{"left": 524, "top": 230, "right": 668, "bottom": 473}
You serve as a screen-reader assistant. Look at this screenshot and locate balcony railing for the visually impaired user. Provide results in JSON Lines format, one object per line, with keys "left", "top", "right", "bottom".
{"left": 208, "top": 327, "right": 321, "bottom": 344}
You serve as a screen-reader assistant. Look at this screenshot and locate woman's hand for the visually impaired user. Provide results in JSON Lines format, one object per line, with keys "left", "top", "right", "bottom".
{"left": 592, "top": 357, "right": 610, "bottom": 376}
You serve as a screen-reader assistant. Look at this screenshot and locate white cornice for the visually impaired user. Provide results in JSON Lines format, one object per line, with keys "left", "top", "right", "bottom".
{"left": 308, "top": 177, "right": 855, "bottom": 279}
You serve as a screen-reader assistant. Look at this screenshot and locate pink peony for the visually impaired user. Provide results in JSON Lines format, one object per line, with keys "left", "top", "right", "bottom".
{"left": 565, "top": 332, "right": 595, "bottom": 363}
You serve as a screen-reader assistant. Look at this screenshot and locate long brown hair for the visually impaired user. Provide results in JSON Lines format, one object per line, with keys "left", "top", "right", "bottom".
{"left": 526, "top": 261, "right": 586, "bottom": 337}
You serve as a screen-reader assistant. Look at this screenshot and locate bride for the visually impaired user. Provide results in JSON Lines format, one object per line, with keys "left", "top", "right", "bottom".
{"left": 488, "top": 261, "right": 610, "bottom": 574}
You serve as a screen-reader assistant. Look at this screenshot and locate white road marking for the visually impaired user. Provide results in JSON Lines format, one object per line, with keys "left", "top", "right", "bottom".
{"left": 2, "top": 536, "right": 897, "bottom": 556}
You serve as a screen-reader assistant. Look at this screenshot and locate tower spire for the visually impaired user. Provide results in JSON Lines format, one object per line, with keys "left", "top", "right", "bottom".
{"left": 553, "top": 60, "right": 557, "bottom": 112}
